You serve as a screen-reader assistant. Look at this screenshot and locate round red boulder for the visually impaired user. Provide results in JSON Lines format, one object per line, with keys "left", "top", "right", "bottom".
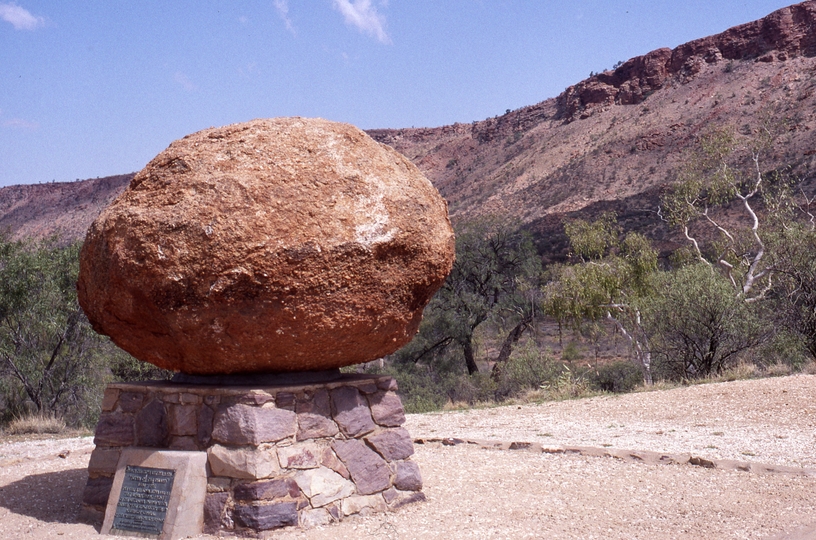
{"left": 77, "top": 118, "right": 454, "bottom": 374}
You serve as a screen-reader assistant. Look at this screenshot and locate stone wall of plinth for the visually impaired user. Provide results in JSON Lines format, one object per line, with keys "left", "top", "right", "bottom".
{"left": 80, "top": 375, "right": 424, "bottom": 535}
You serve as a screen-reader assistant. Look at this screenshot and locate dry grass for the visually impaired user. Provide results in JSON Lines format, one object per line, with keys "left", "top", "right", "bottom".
{"left": 5, "top": 413, "right": 66, "bottom": 435}
{"left": 430, "top": 360, "right": 816, "bottom": 412}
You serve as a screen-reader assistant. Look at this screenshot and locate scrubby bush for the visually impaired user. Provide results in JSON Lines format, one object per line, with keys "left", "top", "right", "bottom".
{"left": 0, "top": 237, "right": 167, "bottom": 429}
{"left": 587, "top": 361, "right": 643, "bottom": 393}
{"left": 644, "top": 264, "right": 765, "bottom": 380}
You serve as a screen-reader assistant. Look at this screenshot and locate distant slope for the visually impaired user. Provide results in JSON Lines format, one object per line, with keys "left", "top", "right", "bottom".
{"left": 368, "top": 1, "right": 816, "bottom": 259}
{"left": 2, "top": 2, "right": 816, "bottom": 255}
{"left": 0, "top": 174, "right": 133, "bottom": 242}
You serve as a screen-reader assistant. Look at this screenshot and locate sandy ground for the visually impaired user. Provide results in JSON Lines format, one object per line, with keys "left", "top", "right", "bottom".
{"left": 1, "top": 375, "right": 815, "bottom": 539}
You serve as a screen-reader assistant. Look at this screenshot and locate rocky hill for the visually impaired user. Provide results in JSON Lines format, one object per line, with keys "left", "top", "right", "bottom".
{"left": 368, "top": 0, "right": 816, "bottom": 259}
{"left": 0, "top": 174, "right": 133, "bottom": 243}
{"left": 2, "top": 1, "right": 816, "bottom": 259}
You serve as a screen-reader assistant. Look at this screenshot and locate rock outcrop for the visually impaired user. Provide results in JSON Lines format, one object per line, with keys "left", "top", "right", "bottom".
{"left": 559, "top": 0, "right": 816, "bottom": 120}
{"left": 77, "top": 118, "right": 455, "bottom": 374}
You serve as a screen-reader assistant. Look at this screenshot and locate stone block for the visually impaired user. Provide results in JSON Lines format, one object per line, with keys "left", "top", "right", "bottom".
{"left": 169, "top": 436, "right": 199, "bottom": 451}
{"left": 368, "top": 391, "right": 406, "bottom": 427}
{"left": 330, "top": 387, "right": 375, "bottom": 437}
{"left": 365, "top": 427, "right": 414, "bottom": 461}
{"left": 212, "top": 403, "right": 297, "bottom": 446}
{"left": 382, "top": 487, "right": 399, "bottom": 504}
{"left": 169, "top": 404, "right": 198, "bottom": 436}
{"left": 207, "top": 477, "right": 231, "bottom": 493}
{"left": 82, "top": 476, "right": 114, "bottom": 507}
{"left": 94, "top": 413, "right": 134, "bottom": 447}
{"left": 275, "top": 392, "right": 296, "bottom": 411}
{"left": 180, "top": 393, "right": 202, "bottom": 405}
{"left": 294, "top": 467, "right": 355, "bottom": 508}
{"left": 134, "top": 398, "right": 168, "bottom": 447}
{"left": 341, "top": 494, "right": 386, "bottom": 517}
{"left": 88, "top": 447, "right": 122, "bottom": 477}
{"left": 356, "top": 382, "right": 379, "bottom": 395}
{"left": 118, "top": 392, "right": 145, "bottom": 413}
{"left": 237, "top": 391, "right": 275, "bottom": 406}
{"left": 394, "top": 460, "right": 422, "bottom": 491}
{"left": 207, "top": 444, "right": 280, "bottom": 480}
{"left": 233, "top": 502, "right": 298, "bottom": 531}
{"left": 300, "top": 507, "right": 331, "bottom": 528}
{"left": 332, "top": 439, "right": 391, "bottom": 495}
{"left": 278, "top": 442, "right": 320, "bottom": 469}
{"left": 326, "top": 503, "right": 342, "bottom": 521}
{"left": 296, "top": 390, "right": 339, "bottom": 440}
{"left": 161, "top": 392, "right": 181, "bottom": 404}
{"left": 320, "top": 447, "right": 349, "bottom": 479}
{"left": 197, "top": 405, "right": 215, "bottom": 447}
{"left": 376, "top": 378, "right": 398, "bottom": 392}
{"left": 101, "top": 389, "right": 120, "bottom": 412}
{"left": 234, "top": 478, "right": 299, "bottom": 501}
{"left": 203, "top": 492, "right": 229, "bottom": 535}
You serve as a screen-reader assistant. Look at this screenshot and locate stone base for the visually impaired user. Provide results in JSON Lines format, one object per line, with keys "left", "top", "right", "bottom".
{"left": 81, "top": 375, "right": 424, "bottom": 536}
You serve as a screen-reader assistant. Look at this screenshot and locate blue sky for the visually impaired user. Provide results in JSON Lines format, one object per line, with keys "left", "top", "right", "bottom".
{"left": 0, "top": 0, "right": 797, "bottom": 187}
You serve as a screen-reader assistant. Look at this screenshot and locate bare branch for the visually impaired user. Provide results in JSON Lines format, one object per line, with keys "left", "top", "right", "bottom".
{"left": 702, "top": 208, "right": 735, "bottom": 243}
{"left": 683, "top": 226, "right": 710, "bottom": 266}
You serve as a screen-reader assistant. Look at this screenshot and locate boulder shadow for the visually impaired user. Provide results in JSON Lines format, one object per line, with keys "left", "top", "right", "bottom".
{"left": 0, "top": 468, "right": 95, "bottom": 527}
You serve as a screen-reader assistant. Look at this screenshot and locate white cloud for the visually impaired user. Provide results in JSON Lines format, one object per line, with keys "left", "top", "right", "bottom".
{"left": 174, "top": 72, "right": 197, "bottom": 92}
{"left": 273, "top": 0, "right": 295, "bottom": 34}
{"left": 332, "top": 0, "right": 390, "bottom": 44}
{"left": 0, "top": 3, "right": 44, "bottom": 31}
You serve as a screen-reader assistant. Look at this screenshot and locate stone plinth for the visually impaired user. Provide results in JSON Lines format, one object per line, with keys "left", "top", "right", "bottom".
{"left": 81, "top": 375, "right": 424, "bottom": 535}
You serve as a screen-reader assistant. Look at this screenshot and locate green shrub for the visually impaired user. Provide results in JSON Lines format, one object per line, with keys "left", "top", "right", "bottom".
{"left": 494, "top": 341, "right": 556, "bottom": 399}
{"left": 561, "top": 341, "right": 584, "bottom": 361}
{"left": 588, "top": 361, "right": 642, "bottom": 393}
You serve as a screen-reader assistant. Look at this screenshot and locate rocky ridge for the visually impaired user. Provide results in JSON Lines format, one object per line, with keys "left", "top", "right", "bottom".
{"left": 560, "top": 0, "right": 816, "bottom": 121}
{"left": 0, "top": 174, "right": 132, "bottom": 242}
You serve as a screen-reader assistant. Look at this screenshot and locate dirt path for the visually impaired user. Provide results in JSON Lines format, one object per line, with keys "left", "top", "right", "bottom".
{"left": 1, "top": 375, "right": 815, "bottom": 539}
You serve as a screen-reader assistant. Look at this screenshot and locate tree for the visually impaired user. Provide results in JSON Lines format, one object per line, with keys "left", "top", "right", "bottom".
{"left": 542, "top": 213, "right": 658, "bottom": 384}
{"left": 659, "top": 124, "right": 797, "bottom": 302}
{"left": 768, "top": 223, "right": 816, "bottom": 359}
{"left": 642, "top": 264, "right": 765, "bottom": 378}
{"left": 655, "top": 120, "right": 814, "bottom": 375}
{"left": 0, "top": 238, "right": 126, "bottom": 425}
{"left": 394, "top": 220, "right": 541, "bottom": 377}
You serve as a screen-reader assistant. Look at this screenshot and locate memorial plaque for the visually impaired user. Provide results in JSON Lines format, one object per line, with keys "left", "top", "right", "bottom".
{"left": 112, "top": 465, "right": 176, "bottom": 535}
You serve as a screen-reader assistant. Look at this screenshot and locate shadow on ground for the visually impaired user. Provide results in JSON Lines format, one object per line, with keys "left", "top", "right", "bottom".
{"left": 0, "top": 467, "right": 89, "bottom": 524}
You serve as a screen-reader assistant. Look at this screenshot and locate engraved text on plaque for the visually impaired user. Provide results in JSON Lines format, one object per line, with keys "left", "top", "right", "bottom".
{"left": 112, "top": 465, "right": 176, "bottom": 535}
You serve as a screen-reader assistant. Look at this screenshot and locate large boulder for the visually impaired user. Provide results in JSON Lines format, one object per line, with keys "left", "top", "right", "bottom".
{"left": 77, "top": 118, "right": 454, "bottom": 374}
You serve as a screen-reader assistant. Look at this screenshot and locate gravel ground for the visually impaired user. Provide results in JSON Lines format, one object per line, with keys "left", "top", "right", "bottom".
{"left": 405, "top": 375, "right": 816, "bottom": 469}
{"left": 0, "top": 375, "right": 815, "bottom": 539}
